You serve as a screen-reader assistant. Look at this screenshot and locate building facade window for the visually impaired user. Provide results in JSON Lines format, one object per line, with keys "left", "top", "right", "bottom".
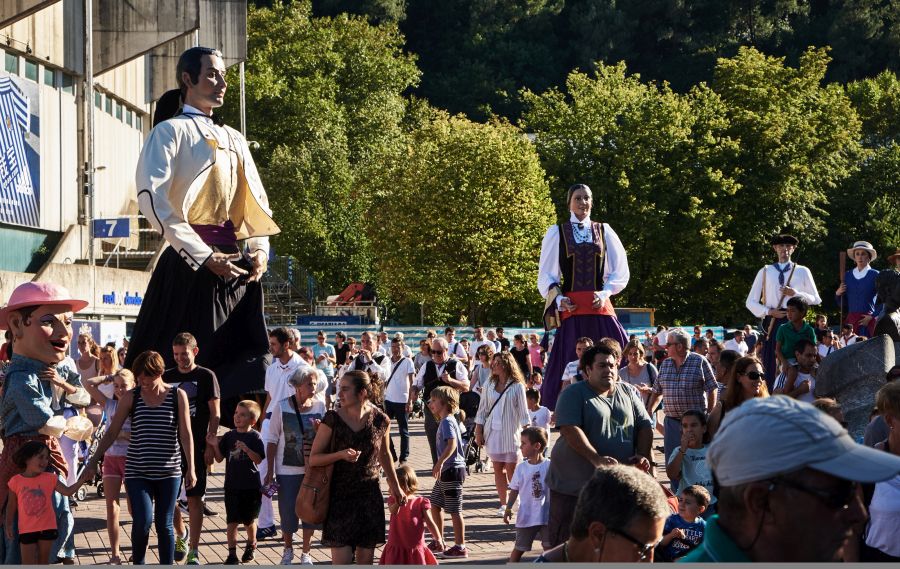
{"left": 126, "top": 109, "right": 133, "bottom": 127}
{"left": 105, "top": 96, "right": 112, "bottom": 114}
{"left": 23, "top": 60, "right": 37, "bottom": 82}
{"left": 61, "top": 73, "right": 74, "bottom": 95}
{"left": 115, "top": 100, "right": 122, "bottom": 120}
{"left": 43, "top": 67, "right": 54, "bottom": 87}
{"left": 4, "top": 52, "right": 17, "bottom": 74}
{"left": 95, "top": 91, "right": 102, "bottom": 108}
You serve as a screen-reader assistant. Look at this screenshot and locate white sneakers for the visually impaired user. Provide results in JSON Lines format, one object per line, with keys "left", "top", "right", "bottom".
{"left": 280, "top": 549, "right": 294, "bottom": 566}
{"left": 298, "top": 552, "right": 314, "bottom": 565}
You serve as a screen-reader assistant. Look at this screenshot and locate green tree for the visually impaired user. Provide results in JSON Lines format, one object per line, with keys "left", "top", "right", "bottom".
{"left": 219, "top": 0, "right": 420, "bottom": 291}
{"left": 521, "top": 62, "right": 739, "bottom": 322}
{"left": 312, "top": 0, "right": 407, "bottom": 24}
{"left": 367, "top": 108, "right": 555, "bottom": 323}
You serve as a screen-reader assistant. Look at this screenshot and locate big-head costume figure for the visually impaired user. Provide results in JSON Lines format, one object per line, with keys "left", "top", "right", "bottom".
{"left": 0, "top": 282, "right": 88, "bottom": 563}
{"left": 537, "top": 184, "right": 629, "bottom": 410}
{"left": 125, "top": 47, "right": 279, "bottom": 410}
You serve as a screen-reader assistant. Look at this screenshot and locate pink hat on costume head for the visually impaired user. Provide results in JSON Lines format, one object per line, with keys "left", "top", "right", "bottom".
{"left": 0, "top": 282, "right": 89, "bottom": 330}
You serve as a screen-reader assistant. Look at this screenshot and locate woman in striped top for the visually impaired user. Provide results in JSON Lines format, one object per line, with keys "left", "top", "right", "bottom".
{"left": 474, "top": 351, "right": 530, "bottom": 516}
{"left": 84, "top": 351, "right": 195, "bottom": 565}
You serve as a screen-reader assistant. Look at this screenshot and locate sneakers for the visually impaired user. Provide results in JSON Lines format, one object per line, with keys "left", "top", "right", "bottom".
{"left": 280, "top": 548, "right": 294, "bottom": 565}
{"left": 177, "top": 499, "right": 189, "bottom": 515}
{"left": 186, "top": 549, "right": 200, "bottom": 565}
{"left": 223, "top": 551, "right": 239, "bottom": 565}
{"left": 298, "top": 552, "right": 314, "bottom": 565}
{"left": 242, "top": 544, "right": 257, "bottom": 563}
{"left": 496, "top": 505, "right": 507, "bottom": 517}
{"left": 174, "top": 533, "right": 188, "bottom": 562}
{"left": 256, "top": 525, "right": 278, "bottom": 541}
{"left": 427, "top": 540, "right": 443, "bottom": 554}
{"left": 442, "top": 544, "right": 468, "bottom": 559}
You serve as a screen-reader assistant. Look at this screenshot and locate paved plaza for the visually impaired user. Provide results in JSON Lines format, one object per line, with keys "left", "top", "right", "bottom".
{"left": 69, "top": 414, "right": 668, "bottom": 565}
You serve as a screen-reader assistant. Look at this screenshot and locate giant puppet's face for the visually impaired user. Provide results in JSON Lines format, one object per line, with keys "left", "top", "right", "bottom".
{"left": 569, "top": 188, "right": 592, "bottom": 220}
{"left": 183, "top": 54, "right": 227, "bottom": 111}
{"left": 9, "top": 304, "right": 74, "bottom": 365}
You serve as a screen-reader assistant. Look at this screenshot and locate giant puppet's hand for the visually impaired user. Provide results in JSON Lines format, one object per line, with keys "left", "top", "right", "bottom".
{"left": 204, "top": 252, "right": 248, "bottom": 279}
{"left": 246, "top": 250, "right": 267, "bottom": 283}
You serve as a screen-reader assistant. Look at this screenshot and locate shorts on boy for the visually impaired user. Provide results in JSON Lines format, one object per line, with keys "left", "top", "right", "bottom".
{"left": 514, "top": 525, "right": 551, "bottom": 552}
{"left": 429, "top": 466, "right": 465, "bottom": 514}
{"left": 225, "top": 489, "right": 263, "bottom": 525}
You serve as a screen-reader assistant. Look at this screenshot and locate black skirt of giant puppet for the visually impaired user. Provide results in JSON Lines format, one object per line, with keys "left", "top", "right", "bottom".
{"left": 125, "top": 247, "right": 269, "bottom": 425}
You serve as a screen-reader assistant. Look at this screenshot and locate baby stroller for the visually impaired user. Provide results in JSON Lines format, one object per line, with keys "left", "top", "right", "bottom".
{"left": 458, "top": 391, "right": 485, "bottom": 474}
{"left": 74, "top": 407, "right": 107, "bottom": 500}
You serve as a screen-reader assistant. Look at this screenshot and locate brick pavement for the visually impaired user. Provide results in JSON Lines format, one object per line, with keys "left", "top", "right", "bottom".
{"left": 69, "top": 413, "right": 669, "bottom": 565}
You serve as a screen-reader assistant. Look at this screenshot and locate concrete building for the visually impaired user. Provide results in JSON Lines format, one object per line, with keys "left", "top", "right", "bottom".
{"left": 0, "top": 0, "right": 247, "bottom": 346}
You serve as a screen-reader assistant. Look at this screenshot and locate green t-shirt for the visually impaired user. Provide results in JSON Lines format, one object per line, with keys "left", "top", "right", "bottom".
{"left": 546, "top": 381, "right": 651, "bottom": 496}
{"left": 679, "top": 516, "right": 750, "bottom": 562}
{"left": 775, "top": 321, "right": 816, "bottom": 361}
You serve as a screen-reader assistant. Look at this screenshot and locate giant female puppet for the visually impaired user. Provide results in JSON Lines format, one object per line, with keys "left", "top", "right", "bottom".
{"left": 538, "top": 184, "right": 629, "bottom": 410}
{"left": 125, "top": 47, "right": 279, "bottom": 409}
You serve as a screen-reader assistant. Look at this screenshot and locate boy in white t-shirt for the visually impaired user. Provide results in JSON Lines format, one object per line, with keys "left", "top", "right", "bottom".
{"left": 560, "top": 337, "right": 594, "bottom": 388}
{"left": 503, "top": 427, "right": 551, "bottom": 562}
{"left": 526, "top": 389, "right": 551, "bottom": 449}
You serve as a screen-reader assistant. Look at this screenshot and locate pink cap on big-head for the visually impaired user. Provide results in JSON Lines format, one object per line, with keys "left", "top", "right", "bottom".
{"left": 0, "top": 282, "right": 89, "bottom": 330}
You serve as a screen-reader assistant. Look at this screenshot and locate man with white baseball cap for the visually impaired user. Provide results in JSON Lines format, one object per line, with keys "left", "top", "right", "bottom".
{"left": 681, "top": 396, "right": 900, "bottom": 562}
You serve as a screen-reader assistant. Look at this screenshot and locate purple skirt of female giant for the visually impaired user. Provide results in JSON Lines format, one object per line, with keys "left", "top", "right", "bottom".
{"left": 541, "top": 314, "right": 628, "bottom": 410}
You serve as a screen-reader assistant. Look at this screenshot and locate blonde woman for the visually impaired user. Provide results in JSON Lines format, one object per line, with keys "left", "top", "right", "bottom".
{"left": 474, "top": 352, "right": 530, "bottom": 516}
{"left": 83, "top": 369, "right": 136, "bottom": 564}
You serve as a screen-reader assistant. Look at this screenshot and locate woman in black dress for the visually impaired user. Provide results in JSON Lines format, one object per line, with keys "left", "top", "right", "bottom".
{"left": 308, "top": 371, "right": 405, "bottom": 564}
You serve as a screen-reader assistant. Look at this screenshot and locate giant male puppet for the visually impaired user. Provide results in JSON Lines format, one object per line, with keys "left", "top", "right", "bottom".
{"left": 538, "top": 184, "right": 629, "bottom": 410}
{"left": 126, "top": 47, "right": 279, "bottom": 409}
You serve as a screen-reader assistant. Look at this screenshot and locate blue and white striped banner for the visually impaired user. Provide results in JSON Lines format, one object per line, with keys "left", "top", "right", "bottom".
{"left": 0, "top": 73, "right": 39, "bottom": 227}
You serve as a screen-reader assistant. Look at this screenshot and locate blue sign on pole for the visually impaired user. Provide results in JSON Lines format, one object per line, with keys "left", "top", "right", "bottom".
{"left": 93, "top": 218, "right": 130, "bottom": 238}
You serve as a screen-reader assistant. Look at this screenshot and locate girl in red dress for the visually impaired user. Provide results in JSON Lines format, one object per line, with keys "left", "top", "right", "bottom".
{"left": 380, "top": 464, "right": 441, "bottom": 565}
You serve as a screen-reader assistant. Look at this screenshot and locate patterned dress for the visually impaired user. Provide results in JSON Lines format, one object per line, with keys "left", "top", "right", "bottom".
{"left": 321, "top": 407, "right": 390, "bottom": 549}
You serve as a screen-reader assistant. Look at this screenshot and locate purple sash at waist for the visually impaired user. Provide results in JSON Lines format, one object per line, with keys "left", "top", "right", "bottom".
{"left": 191, "top": 221, "right": 237, "bottom": 246}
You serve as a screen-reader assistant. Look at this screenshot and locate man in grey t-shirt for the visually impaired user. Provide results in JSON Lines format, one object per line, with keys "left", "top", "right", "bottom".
{"left": 545, "top": 343, "right": 653, "bottom": 547}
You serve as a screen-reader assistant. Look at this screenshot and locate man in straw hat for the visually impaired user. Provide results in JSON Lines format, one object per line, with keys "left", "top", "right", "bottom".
{"left": 835, "top": 240, "right": 879, "bottom": 337}
{"left": 681, "top": 396, "right": 900, "bottom": 562}
{"left": 0, "top": 282, "right": 88, "bottom": 563}
{"left": 745, "top": 233, "right": 822, "bottom": 386}
{"left": 874, "top": 247, "right": 900, "bottom": 341}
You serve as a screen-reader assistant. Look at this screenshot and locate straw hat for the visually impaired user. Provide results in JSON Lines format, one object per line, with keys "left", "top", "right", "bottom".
{"left": 846, "top": 241, "right": 877, "bottom": 262}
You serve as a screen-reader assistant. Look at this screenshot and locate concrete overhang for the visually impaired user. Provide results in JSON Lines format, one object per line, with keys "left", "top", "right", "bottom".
{"left": 0, "top": 0, "right": 59, "bottom": 29}
{"left": 147, "top": 0, "right": 247, "bottom": 101}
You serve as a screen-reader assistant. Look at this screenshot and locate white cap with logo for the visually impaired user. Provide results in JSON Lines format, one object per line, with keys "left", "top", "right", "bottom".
{"left": 709, "top": 396, "right": 900, "bottom": 486}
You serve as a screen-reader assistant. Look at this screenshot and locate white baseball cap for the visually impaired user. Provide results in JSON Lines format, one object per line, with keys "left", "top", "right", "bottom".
{"left": 709, "top": 396, "right": 900, "bottom": 486}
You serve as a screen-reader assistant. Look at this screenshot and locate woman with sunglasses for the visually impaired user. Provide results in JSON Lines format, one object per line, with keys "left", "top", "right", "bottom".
{"left": 707, "top": 356, "right": 770, "bottom": 438}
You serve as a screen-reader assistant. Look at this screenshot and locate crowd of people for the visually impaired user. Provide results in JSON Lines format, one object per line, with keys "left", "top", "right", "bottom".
{"left": 1, "top": 43, "right": 899, "bottom": 566}
{"left": 1, "top": 309, "right": 898, "bottom": 565}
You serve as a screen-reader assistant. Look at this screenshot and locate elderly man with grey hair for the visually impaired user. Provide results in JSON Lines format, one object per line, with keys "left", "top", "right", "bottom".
{"left": 647, "top": 328, "right": 717, "bottom": 471}
{"left": 537, "top": 465, "right": 669, "bottom": 562}
{"left": 682, "top": 396, "right": 900, "bottom": 562}
{"left": 412, "top": 337, "right": 470, "bottom": 463}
